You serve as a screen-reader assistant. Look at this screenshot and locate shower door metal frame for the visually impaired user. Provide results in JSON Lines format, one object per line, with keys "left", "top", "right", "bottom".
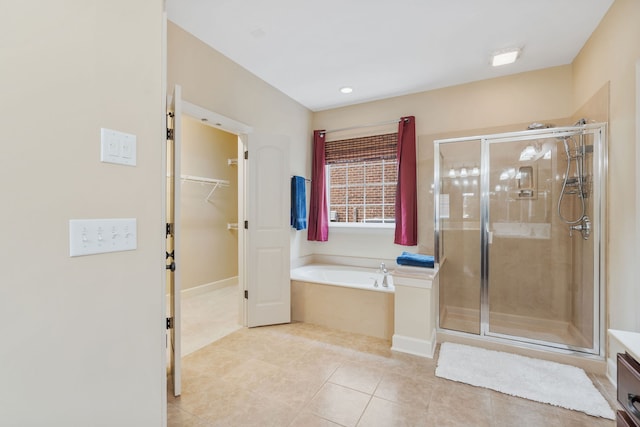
{"left": 434, "top": 123, "right": 607, "bottom": 357}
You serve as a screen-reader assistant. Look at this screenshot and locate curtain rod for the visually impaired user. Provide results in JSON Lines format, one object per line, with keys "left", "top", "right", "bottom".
{"left": 320, "top": 118, "right": 408, "bottom": 135}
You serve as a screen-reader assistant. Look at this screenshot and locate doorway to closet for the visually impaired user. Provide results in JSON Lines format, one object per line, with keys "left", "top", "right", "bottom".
{"left": 166, "top": 86, "right": 292, "bottom": 398}
{"left": 165, "top": 88, "right": 249, "bottom": 398}
{"left": 176, "top": 115, "right": 243, "bottom": 356}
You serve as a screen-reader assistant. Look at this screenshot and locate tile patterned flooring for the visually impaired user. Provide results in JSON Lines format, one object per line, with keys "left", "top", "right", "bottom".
{"left": 179, "top": 284, "right": 242, "bottom": 356}
{"left": 168, "top": 321, "right": 619, "bottom": 426}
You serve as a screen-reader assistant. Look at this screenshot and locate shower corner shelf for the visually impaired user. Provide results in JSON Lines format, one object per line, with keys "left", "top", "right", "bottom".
{"left": 180, "top": 174, "right": 230, "bottom": 202}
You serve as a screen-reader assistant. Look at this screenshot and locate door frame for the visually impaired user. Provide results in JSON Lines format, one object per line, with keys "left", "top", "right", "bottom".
{"left": 161, "top": 99, "right": 252, "bottom": 401}
{"left": 167, "top": 85, "right": 183, "bottom": 398}
{"left": 179, "top": 100, "right": 253, "bottom": 330}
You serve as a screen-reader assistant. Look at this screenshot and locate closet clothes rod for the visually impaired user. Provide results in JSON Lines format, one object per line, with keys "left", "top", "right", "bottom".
{"left": 320, "top": 117, "right": 409, "bottom": 135}
{"left": 180, "top": 174, "right": 230, "bottom": 202}
{"left": 180, "top": 174, "right": 230, "bottom": 186}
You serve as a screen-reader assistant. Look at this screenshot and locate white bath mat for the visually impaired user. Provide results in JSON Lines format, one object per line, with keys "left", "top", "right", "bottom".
{"left": 435, "top": 342, "right": 614, "bottom": 419}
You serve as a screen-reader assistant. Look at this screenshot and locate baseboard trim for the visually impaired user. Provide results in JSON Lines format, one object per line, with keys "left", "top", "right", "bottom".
{"left": 180, "top": 277, "right": 238, "bottom": 299}
{"left": 391, "top": 330, "right": 436, "bottom": 359}
{"left": 606, "top": 356, "right": 617, "bottom": 387}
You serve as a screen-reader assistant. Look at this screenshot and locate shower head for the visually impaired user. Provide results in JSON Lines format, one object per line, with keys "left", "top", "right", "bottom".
{"left": 518, "top": 139, "right": 554, "bottom": 162}
{"left": 526, "top": 141, "right": 555, "bottom": 161}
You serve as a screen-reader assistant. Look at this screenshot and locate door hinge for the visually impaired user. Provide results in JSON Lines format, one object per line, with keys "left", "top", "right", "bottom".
{"left": 166, "top": 223, "right": 174, "bottom": 237}
{"left": 244, "top": 151, "right": 248, "bottom": 160}
{"left": 244, "top": 290, "right": 248, "bottom": 299}
{"left": 167, "top": 128, "right": 174, "bottom": 140}
{"left": 244, "top": 220, "right": 248, "bottom": 229}
{"left": 166, "top": 317, "right": 174, "bottom": 329}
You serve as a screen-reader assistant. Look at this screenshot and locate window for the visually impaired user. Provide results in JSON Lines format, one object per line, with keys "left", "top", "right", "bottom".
{"left": 325, "top": 133, "right": 397, "bottom": 224}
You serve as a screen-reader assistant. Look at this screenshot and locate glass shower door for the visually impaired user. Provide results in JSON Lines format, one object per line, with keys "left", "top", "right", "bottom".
{"left": 485, "top": 133, "right": 595, "bottom": 350}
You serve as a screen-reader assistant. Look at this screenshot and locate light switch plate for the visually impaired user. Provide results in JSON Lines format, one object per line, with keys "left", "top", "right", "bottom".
{"left": 69, "top": 218, "right": 137, "bottom": 257}
{"left": 100, "top": 128, "right": 137, "bottom": 166}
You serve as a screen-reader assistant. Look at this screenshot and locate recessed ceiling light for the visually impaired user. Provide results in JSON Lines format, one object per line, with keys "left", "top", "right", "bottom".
{"left": 492, "top": 48, "right": 520, "bottom": 67}
{"left": 340, "top": 86, "right": 353, "bottom": 94}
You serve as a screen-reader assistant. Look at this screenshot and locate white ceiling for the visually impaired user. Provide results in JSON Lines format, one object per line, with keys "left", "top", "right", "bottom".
{"left": 166, "top": 0, "right": 614, "bottom": 112}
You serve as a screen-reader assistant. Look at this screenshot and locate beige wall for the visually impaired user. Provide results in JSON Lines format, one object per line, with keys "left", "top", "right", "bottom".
{"left": 167, "top": 22, "right": 314, "bottom": 261}
{"left": 572, "top": 0, "right": 640, "bottom": 333}
{"left": 2, "top": 1, "right": 164, "bottom": 424}
{"left": 180, "top": 117, "right": 238, "bottom": 290}
{"left": 312, "top": 66, "right": 574, "bottom": 260}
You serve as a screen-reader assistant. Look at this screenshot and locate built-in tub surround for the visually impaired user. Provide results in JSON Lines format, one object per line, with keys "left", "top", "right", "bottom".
{"left": 291, "top": 264, "right": 394, "bottom": 340}
{"left": 392, "top": 265, "right": 439, "bottom": 358}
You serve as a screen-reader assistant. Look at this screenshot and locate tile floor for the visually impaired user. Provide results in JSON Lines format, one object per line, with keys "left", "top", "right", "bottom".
{"left": 179, "top": 284, "right": 242, "bottom": 356}
{"left": 168, "top": 322, "right": 619, "bottom": 426}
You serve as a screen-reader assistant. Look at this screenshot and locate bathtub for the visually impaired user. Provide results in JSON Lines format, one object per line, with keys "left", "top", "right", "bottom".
{"left": 290, "top": 264, "right": 395, "bottom": 293}
{"left": 290, "top": 264, "right": 395, "bottom": 340}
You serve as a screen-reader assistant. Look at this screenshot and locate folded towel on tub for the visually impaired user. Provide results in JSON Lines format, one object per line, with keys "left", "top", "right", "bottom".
{"left": 396, "top": 251, "right": 434, "bottom": 268}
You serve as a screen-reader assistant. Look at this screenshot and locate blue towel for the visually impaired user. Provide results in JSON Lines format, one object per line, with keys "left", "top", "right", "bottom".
{"left": 290, "top": 176, "right": 307, "bottom": 230}
{"left": 396, "top": 251, "right": 434, "bottom": 268}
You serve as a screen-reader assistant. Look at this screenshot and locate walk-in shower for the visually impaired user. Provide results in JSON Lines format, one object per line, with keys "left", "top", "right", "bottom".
{"left": 434, "top": 122, "right": 606, "bottom": 355}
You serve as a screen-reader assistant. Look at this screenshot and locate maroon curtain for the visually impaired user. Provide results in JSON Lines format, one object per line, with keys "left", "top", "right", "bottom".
{"left": 394, "top": 116, "right": 417, "bottom": 245}
{"left": 308, "top": 130, "right": 329, "bottom": 241}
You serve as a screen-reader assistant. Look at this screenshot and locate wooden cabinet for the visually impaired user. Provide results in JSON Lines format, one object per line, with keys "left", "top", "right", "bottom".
{"left": 617, "top": 352, "right": 640, "bottom": 427}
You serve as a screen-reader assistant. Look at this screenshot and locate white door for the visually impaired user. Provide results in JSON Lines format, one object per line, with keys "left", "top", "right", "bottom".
{"left": 167, "top": 85, "right": 182, "bottom": 396}
{"left": 245, "top": 134, "right": 291, "bottom": 327}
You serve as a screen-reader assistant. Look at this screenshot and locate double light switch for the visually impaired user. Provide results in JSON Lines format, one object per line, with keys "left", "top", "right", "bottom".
{"left": 100, "top": 128, "right": 136, "bottom": 166}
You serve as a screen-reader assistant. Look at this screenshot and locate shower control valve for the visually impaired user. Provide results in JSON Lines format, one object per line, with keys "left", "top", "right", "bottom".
{"left": 569, "top": 216, "right": 591, "bottom": 240}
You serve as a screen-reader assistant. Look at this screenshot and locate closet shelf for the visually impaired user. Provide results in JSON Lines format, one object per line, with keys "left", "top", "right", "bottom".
{"left": 180, "top": 174, "right": 230, "bottom": 202}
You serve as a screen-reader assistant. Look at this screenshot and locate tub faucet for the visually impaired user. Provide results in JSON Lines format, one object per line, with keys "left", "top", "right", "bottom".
{"left": 379, "top": 262, "right": 389, "bottom": 287}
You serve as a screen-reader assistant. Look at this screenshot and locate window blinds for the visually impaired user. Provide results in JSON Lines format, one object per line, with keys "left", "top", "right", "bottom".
{"left": 324, "top": 133, "right": 397, "bottom": 164}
